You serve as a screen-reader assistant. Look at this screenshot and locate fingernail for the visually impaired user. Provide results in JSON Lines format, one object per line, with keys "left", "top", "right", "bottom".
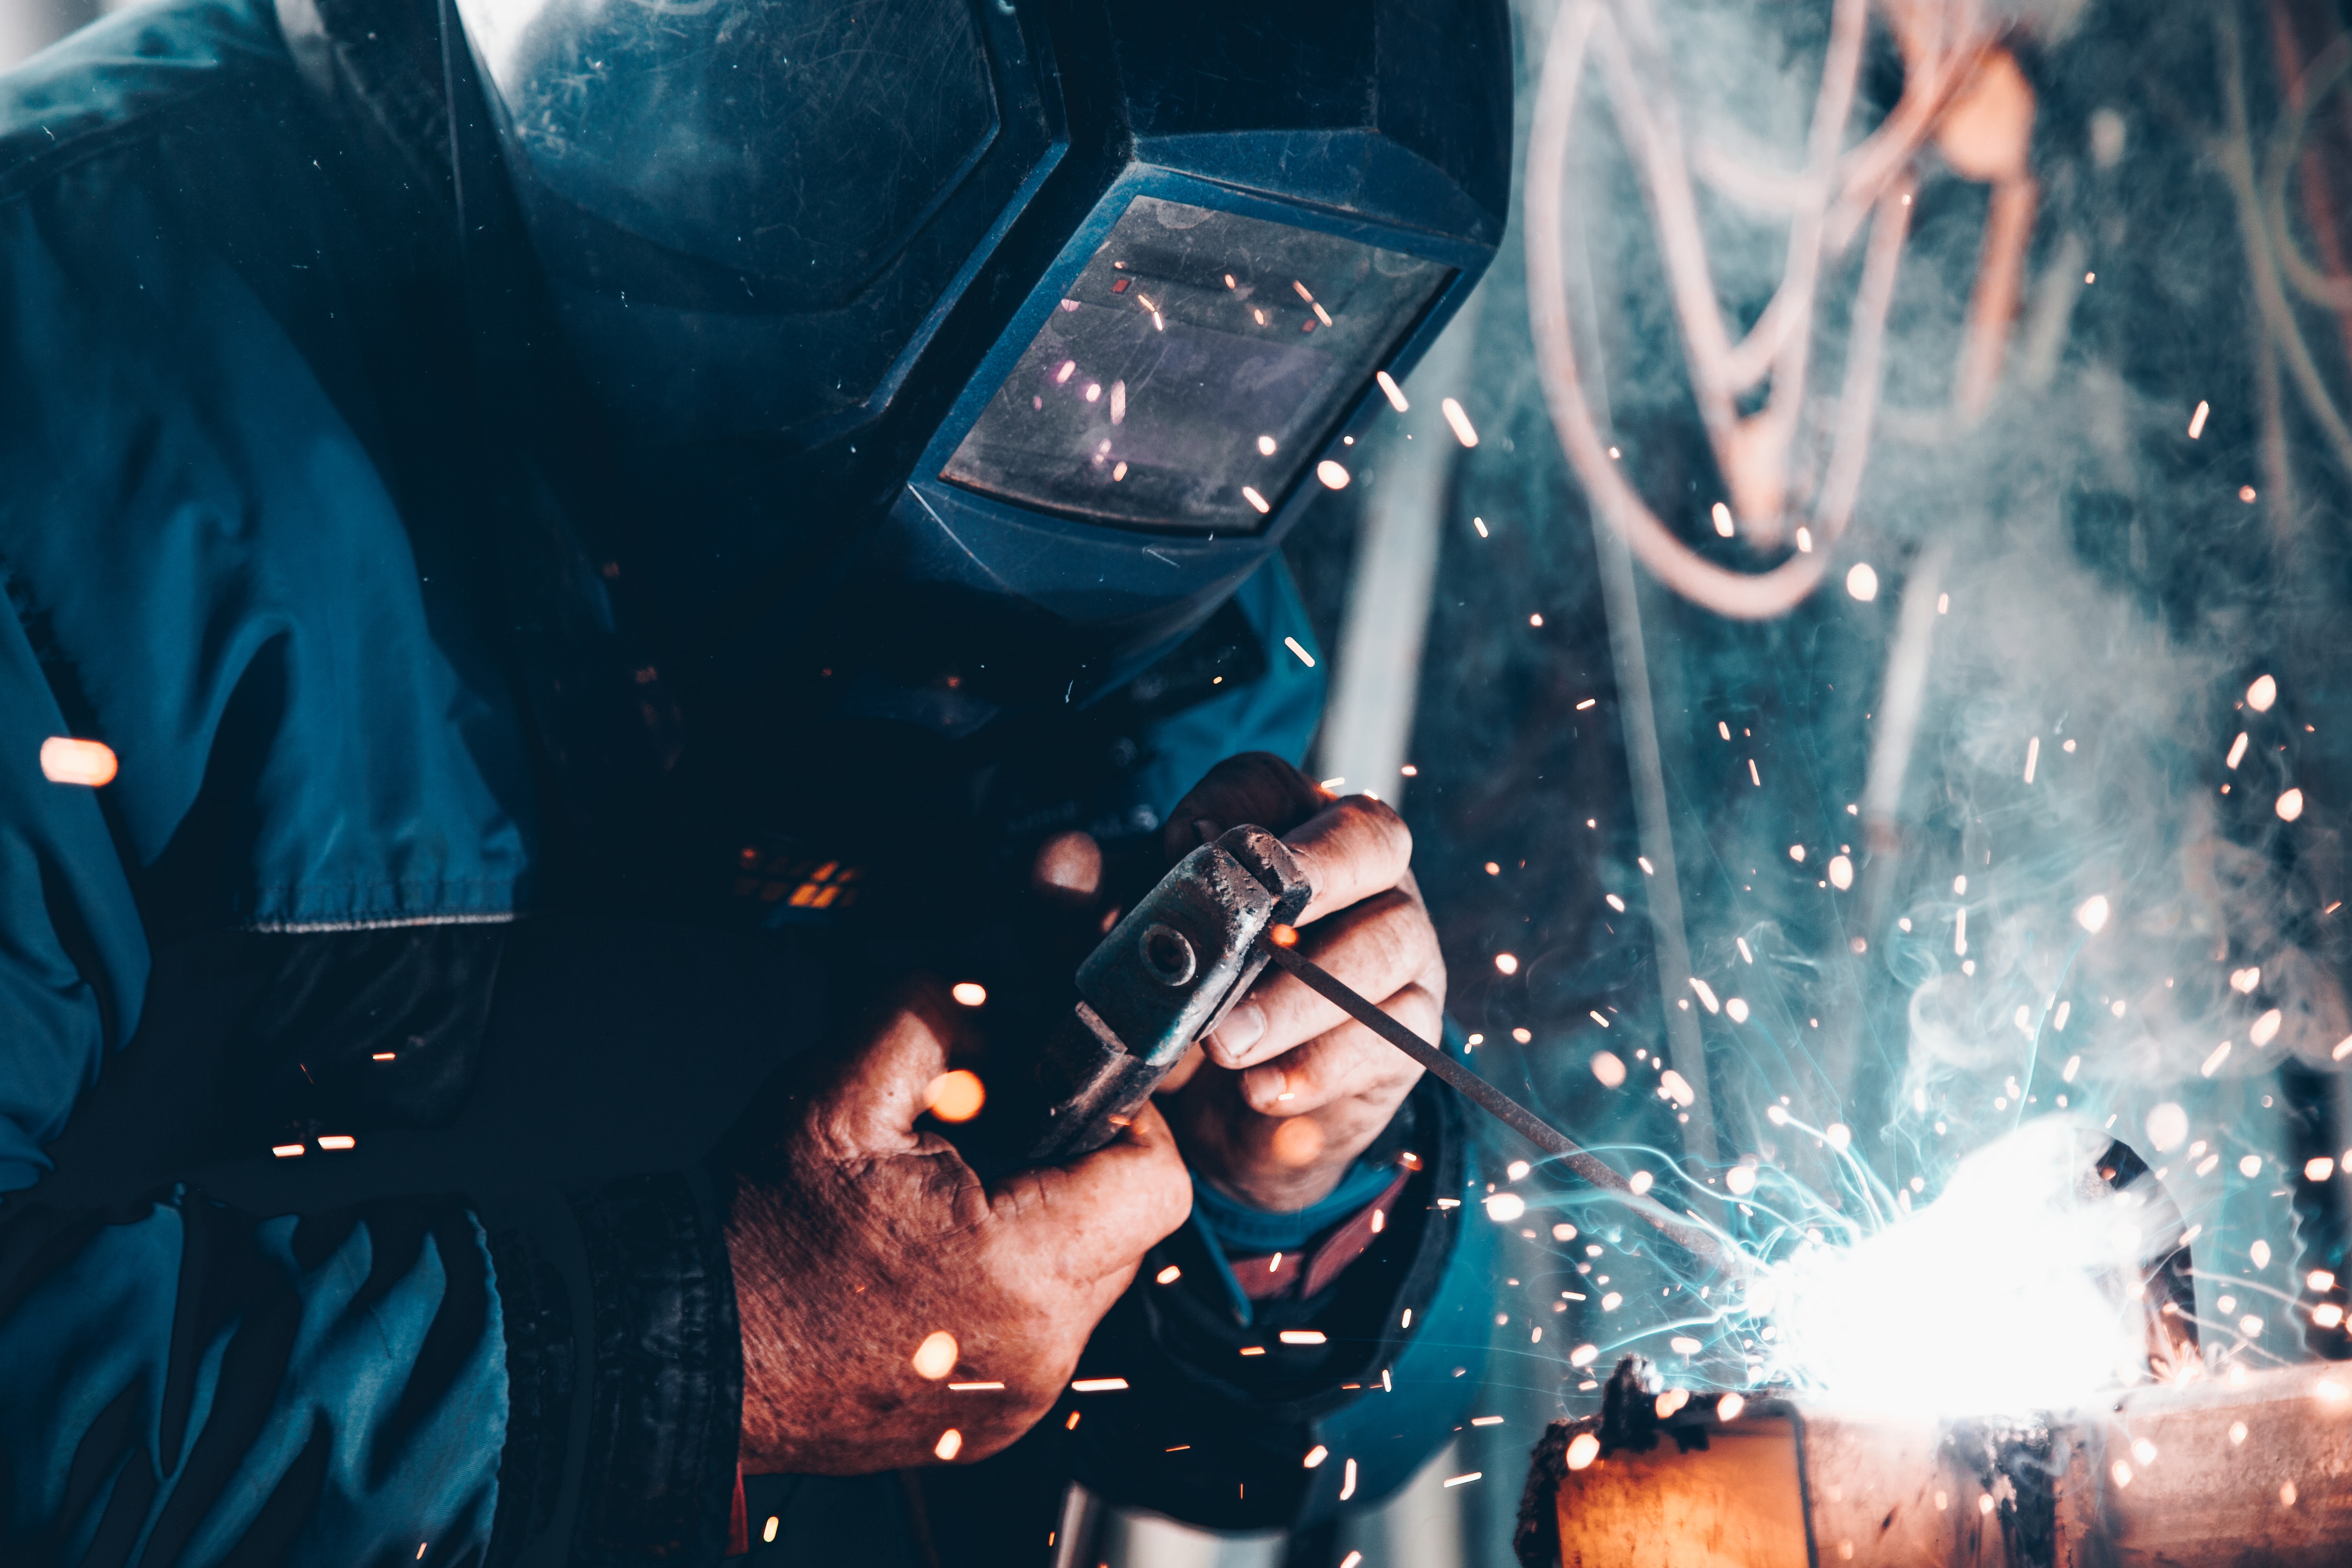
{"left": 1207, "top": 1002, "right": 1265, "bottom": 1065}
{"left": 1245, "top": 1066, "right": 1287, "bottom": 1110}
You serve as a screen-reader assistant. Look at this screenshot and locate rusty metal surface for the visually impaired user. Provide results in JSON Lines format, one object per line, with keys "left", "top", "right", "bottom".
{"left": 2082, "top": 1363, "right": 2352, "bottom": 1566}
{"left": 1797, "top": 1412, "right": 2052, "bottom": 1568}
{"left": 1555, "top": 1419, "right": 1807, "bottom": 1568}
{"left": 1542, "top": 1365, "right": 2352, "bottom": 1568}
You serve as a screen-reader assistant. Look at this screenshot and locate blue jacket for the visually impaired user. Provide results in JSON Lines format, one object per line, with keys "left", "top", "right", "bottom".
{"left": 0, "top": 2, "right": 1490, "bottom": 1562}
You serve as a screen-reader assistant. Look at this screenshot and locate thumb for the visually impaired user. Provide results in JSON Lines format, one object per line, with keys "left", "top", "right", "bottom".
{"left": 1161, "top": 753, "right": 1331, "bottom": 867}
{"left": 812, "top": 979, "right": 969, "bottom": 1156}
{"left": 991, "top": 1100, "right": 1193, "bottom": 1286}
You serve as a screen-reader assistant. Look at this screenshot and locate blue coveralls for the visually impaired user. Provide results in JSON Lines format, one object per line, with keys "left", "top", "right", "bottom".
{"left": 0, "top": 3, "right": 1494, "bottom": 1562}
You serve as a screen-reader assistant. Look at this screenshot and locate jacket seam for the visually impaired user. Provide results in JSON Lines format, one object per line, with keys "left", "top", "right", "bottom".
{"left": 239, "top": 911, "right": 521, "bottom": 933}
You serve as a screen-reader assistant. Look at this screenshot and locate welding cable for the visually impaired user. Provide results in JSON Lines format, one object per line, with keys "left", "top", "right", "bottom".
{"left": 1524, "top": 2, "right": 1829, "bottom": 620}
{"left": 1258, "top": 937, "right": 1743, "bottom": 1278}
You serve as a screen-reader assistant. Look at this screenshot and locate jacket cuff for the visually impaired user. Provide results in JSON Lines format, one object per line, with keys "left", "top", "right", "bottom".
{"left": 486, "top": 1219, "right": 578, "bottom": 1564}
{"left": 566, "top": 1171, "right": 744, "bottom": 1565}
{"left": 1065, "top": 1074, "right": 1483, "bottom": 1531}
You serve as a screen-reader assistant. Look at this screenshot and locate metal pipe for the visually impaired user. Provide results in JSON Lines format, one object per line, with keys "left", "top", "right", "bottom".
{"left": 1316, "top": 285, "right": 1488, "bottom": 811}
{"left": 1525, "top": 1361, "right": 2352, "bottom": 1567}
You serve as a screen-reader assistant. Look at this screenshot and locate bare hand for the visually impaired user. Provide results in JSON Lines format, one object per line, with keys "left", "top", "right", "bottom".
{"left": 1156, "top": 754, "right": 1444, "bottom": 1211}
{"left": 726, "top": 982, "right": 1191, "bottom": 1472}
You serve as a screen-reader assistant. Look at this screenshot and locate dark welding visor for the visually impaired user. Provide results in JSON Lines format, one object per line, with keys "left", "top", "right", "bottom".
{"left": 940, "top": 196, "right": 1450, "bottom": 535}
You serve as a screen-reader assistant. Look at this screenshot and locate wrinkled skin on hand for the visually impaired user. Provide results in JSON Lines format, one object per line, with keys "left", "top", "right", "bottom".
{"left": 1037, "top": 753, "right": 1445, "bottom": 1213}
{"left": 727, "top": 982, "right": 1191, "bottom": 1473}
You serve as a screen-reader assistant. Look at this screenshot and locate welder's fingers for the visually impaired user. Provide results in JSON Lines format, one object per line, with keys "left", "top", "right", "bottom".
{"left": 1161, "top": 752, "right": 1331, "bottom": 865}
{"left": 1204, "top": 886, "right": 1442, "bottom": 1069}
{"left": 813, "top": 980, "right": 969, "bottom": 1157}
{"left": 1236, "top": 982, "right": 1437, "bottom": 1119}
{"left": 1031, "top": 830, "right": 1104, "bottom": 906}
{"left": 1281, "top": 795, "right": 1414, "bottom": 925}
{"left": 990, "top": 1100, "right": 1192, "bottom": 1291}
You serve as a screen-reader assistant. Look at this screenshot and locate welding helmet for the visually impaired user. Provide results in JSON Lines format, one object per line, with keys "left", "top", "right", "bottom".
{"left": 441, "top": 0, "right": 1511, "bottom": 729}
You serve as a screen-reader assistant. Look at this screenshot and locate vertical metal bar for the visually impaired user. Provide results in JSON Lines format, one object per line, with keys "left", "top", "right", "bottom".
{"left": 1592, "top": 521, "right": 1718, "bottom": 1163}
{"left": 1318, "top": 289, "right": 1489, "bottom": 807}
{"left": 1560, "top": 156, "right": 1719, "bottom": 1164}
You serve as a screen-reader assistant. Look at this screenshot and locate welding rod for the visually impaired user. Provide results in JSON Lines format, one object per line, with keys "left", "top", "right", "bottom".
{"left": 1260, "top": 936, "right": 1739, "bottom": 1275}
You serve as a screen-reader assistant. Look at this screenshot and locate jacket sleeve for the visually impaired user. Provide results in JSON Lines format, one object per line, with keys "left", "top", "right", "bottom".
{"left": 0, "top": 440, "right": 739, "bottom": 1568}
{"left": 0, "top": 1192, "right": 505, "bottom": 1563}
{"left": 0, "top": 1176, "right": 742, "bottom": 1567}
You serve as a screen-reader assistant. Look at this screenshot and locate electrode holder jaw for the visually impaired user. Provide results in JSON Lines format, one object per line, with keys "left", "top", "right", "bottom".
{"left": 1021, "top": 824, "right": 1310, "bottom": 1164}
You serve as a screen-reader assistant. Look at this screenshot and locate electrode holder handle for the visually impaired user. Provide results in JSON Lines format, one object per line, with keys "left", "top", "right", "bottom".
{"left": 1018, "top": 824, "right": 1309, "bottom": 1165}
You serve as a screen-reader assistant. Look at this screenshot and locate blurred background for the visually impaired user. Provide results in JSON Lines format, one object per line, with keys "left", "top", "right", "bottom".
{"left": 14, "top": 0, "right": 2352, "bottom": 1563}
{"left": 0, "top": 0, "right": 112, "bottom": 71}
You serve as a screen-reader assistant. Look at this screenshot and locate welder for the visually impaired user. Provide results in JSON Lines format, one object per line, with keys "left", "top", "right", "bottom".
{"left": 0, "top": 0, "right": 1512, "bottom": 1563}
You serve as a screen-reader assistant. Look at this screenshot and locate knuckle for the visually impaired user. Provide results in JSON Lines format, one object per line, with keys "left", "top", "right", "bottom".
{"left": 1338, "top": 791, "right": 1411, "bottom": 850}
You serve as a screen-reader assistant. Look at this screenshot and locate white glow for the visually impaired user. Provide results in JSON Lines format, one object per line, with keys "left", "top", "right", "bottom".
{"left": 1766, "top": 1119, "right": 2175, "bottom": 1417}
{"left": 2145, "top": 1103, "right": 2188, "bottom": 1153}
{"left": 1846, "top": 563, "right": 1879, "bottom": 601}
{"left": 2076, "top": 895, "right": 2110, "bottom": 934}
{"left": 1591, "top": 1050, "right": 1627, "bottom": 1087}
{"left": 1485, "top": 1193, "right": 1526, "bottom": 1222}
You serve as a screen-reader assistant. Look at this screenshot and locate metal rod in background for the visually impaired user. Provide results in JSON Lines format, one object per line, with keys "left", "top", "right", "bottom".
{"left": 1316, "top": 282, "right": 1488, "bottom": 810}
{"left": 1260, "top": 938, "right": 1740, "bottom": 1275}
{"left": 1820, "top": 541, "right": 1951, "bottom": 1129}
{"left": 1551, "top": 143, "right": 1720, "bottom": 1167}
